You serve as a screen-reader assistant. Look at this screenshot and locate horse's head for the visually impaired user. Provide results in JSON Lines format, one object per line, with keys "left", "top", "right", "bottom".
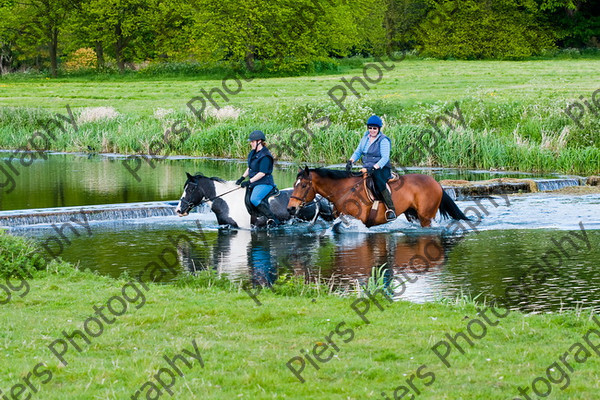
{"left": 176, "top": 172, "right": 220, "bottom": 216}
{"left": 287, "top": 167, "right": 317, "bottom": 215}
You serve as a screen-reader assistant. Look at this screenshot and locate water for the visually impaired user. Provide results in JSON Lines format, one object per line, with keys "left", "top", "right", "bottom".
{"left": 2, "top": 153, "right": 599, "bottom": 312}
{"left": 14, "top": 219, "right": 600, "bottom": 312}
{"left": 0, "top": 152, "right": 564, "bottom": 211}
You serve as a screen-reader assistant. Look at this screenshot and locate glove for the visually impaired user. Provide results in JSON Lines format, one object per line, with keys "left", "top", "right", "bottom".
{"left": 235, "top": 176, "right": 245, "bottom": 185}
{"left": 345, "top": 160, "right": 353, "bottom": 173}
{"left": 241, "top": 180, "right": 251, "bottom": 188}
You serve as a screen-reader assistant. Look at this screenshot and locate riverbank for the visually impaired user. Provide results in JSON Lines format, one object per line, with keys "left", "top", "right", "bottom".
{"left": 1, "top": 59, "right": 599, "bottom": 175}
{"left": 1, "top": 233, "right": 600, "bottom": 399}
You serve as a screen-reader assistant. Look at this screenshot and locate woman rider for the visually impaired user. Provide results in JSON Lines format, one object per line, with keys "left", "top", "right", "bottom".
{"left": 346, "top": 115, "right": 397, "bottom": 221}
{"left": 235, "top": 130, "right": 280, "bottom": 226}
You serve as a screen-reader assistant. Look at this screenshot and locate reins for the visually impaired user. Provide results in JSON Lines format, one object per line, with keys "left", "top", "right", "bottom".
{"left": 199, "top": 186, "right": 243, "bottom": 204}
{"left": 179, "top": 180, "right": 243, "bottom": 213}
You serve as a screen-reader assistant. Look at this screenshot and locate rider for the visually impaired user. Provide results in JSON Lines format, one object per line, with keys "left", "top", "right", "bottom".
{"left": 235, "top": 130, "right": 280, "bottom": 226}
{"left": 346, "top": 115, "right": 397, "bottom": 221}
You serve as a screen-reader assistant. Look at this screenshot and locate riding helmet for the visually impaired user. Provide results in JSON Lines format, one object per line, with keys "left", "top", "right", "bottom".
{"left": 366, "top": 115, "right": 383, "bottom": 128}
{"left": 248, "top": 130, "right": 266, "bottom": 141}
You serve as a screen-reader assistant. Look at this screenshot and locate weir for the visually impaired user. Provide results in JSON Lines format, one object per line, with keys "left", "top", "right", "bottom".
{"left": 0, "top": 201, "right": 205, "bottom": 228}
{"left": 535, "top": 178, "right": 581, "bottom": 192}
{"left": 443, "top": 178, "right": 584, "bottom": 199}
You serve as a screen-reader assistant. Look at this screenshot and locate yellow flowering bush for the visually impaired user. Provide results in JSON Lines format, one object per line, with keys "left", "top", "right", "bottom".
{"left": 64, "top": 48, "right": 96, "bottom": 71}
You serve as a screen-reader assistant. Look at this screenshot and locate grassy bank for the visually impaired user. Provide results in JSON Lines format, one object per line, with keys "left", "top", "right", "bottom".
{"left": 1, "top": 232, "right": 600, "bottom": 399}
{"left": 1, "top": 59, "right": 599, "bottom": 174}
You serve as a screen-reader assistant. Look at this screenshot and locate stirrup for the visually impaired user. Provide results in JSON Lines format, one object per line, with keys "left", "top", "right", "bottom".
{"left": 266, "top": 218, "right": 281, "bottom": 227}
{"left": 385, "top": 209, "right": 397, "bottom": 221}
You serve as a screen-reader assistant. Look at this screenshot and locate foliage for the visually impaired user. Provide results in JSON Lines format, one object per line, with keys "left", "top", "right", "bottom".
{"left": 0, "top": 231, "right": 47, "bottom": 278}
{"left": 0, "top": 0, "right": 598, "bottom": 74}
{"left": 63, "top": 47, "right": 96, "bottom": 72}
{"left": 418, "top": 0, "right": 557, "bottom": 59}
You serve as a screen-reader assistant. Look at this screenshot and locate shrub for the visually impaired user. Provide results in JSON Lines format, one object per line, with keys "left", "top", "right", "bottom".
{"left": 63, "top": 48, "right": 97, "bottom": 72}
{"left": 0, "top": 231, "right": 47, "bottom": 278}
{"left": 418, "top": 1, "right": 556, "bottom": 59}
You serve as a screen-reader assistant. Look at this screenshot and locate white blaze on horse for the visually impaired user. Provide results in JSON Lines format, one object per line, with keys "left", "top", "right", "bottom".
{"left": 175, "top": 172, "right": 334, "bottom": 229}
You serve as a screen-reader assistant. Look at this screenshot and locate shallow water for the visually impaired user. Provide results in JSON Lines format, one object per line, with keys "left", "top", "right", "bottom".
{"left": 0, "top": 152, "right": 561, "bottom": 211}
{"left": 3, "top": 153, "right": 600, "bottom": 312}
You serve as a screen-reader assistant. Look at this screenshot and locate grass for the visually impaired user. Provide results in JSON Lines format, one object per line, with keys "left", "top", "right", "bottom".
{"left": 1, "top": 59, "right": 599, "bottom": 174}
{"left": 1, "top": 233, "right": 600, "bottom": 399}
{"left": 1, "top": 264, "right": 600, "bottom": 399}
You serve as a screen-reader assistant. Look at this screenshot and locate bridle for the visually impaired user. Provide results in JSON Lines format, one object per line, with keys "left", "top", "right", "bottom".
{"left": 179, "top": 179, "right": 243, "bottom": 213}
{"left": 178, "top": 181, "right": 199, "bottom": 213}
{"left": 290, "top": 175, "right": 314, "bottom": 208}
{"left": 291, "top": 172, "right": 369, "bottom": 210}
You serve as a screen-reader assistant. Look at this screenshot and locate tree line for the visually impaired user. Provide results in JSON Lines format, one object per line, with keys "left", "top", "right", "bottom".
{"left": 0, "top": 0, "right": 598, "bottom": 77}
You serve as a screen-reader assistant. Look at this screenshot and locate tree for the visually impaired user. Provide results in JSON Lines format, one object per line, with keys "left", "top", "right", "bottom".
{"left": 70, "top": 0, "right": 153, "bottom": 73}
{"left": 536, "top": 0, "right": 599, "bottom": 47}
{"left": 417, "top": 0, "right": 555, "bottom": 59}
{"left": 0, "top": 0, "right": 79, "bottom": 76}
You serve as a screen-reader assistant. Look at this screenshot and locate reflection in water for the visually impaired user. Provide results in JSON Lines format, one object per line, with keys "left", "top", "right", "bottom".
{"left": 16, "top": 219, "right": 600, "bottom": 312}
{"left": 177, "top": 228, "right": 458, "bottom": 299}
{"left": 0, "top": 153, "right": 552, "bottom": 212}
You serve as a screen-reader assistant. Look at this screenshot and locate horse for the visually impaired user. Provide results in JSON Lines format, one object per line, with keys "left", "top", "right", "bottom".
{"left": 287, "top": 167, "right": 468, "bottom": 228}
{"left": 175, "top": 172, "right": 334, "bottom": 229}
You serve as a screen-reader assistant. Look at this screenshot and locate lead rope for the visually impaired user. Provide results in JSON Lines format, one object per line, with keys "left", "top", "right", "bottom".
{"left": 199, "top": 186, "right": 244, "bottom": 204}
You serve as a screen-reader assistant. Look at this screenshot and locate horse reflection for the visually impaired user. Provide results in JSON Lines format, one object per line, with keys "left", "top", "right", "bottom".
{"left": 176, "top": 229, "right": 456, "bottom": 298}
{"left": 326, "top": 234, "right": 451, "bottom": 295}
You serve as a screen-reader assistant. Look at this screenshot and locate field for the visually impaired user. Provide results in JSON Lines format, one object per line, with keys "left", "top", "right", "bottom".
{"left": 1, "top": 233, "right": 600, "bottom": 400}
{"left": 1, "top": 58, "right": 599, "bottom": 174}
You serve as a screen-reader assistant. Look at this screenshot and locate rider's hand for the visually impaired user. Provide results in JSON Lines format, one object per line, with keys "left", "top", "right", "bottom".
{"left": 235, "top": 176, "right": 245, "bottom": 185}
{"left": 360, "top": 168, "right": 368, "bottom": 174}
{"left": 241, "top": 180, "right": 251, "bottom": 188}
{"left": 345, "top": 160, "right": 353, "bottom": 173}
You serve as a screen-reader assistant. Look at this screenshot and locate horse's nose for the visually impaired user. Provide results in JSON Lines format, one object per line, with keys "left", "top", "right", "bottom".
{"left": 287, "top": 206, "right": 296, "bottom": 214}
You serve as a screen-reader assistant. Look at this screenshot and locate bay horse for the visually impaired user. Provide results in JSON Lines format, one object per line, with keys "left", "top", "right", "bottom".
{"left": 287, "top": 167, "right": 468, "bottom": 228}
{"left": 176, "top": 172, "right": 334, "bottom": 229}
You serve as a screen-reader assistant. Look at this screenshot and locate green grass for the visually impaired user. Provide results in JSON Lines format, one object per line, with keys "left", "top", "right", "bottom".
{"left": 1, "top": 263, "right": 600, "bottom": 399}
{"left": 1, "top": 59, "right": 599, "bottom": 174}
{"left": 1, "top": 232, "right": 600, "bottom": 399}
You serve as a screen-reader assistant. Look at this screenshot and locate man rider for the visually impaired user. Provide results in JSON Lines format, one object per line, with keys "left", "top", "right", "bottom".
{"left": 346, "top": 115, "right": 397, "bottom": 221}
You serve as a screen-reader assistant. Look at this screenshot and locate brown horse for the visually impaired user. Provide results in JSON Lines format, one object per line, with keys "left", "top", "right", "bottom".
{"left": 287, "top": 167, "right": 468, "bottom": 227}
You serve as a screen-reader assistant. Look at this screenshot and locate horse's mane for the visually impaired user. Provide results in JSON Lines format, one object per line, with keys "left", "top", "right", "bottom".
{"left": 192, "top": 173, "right": 226, "bottom": 184}
{"left": 300, "top": 168, "right": 357, "bottom": 180}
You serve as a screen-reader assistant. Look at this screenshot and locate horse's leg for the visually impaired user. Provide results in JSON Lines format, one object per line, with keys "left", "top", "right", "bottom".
{"left": 416, "top": 187, "right": 443, "bottom": 227}
{"left": 388, "top": 191, "right": 413, "bottom": 225}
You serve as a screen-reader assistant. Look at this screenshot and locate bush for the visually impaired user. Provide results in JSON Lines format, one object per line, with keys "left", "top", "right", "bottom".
{"left": 418, "top": 0, "right": 556, "bottom": 59}
{"left": 0, "top": 231, "right": 47, "bottom": 278}
{"left": 63, "top": 48, "right": 97, "bottom": 72}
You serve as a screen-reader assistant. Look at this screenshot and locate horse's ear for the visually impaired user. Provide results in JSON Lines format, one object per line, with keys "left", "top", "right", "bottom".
{"left": 304, "top": 166, "right": 309, "bottom": 176}
{"left": 186, "top": 172, "right": 193, "bottom": 179}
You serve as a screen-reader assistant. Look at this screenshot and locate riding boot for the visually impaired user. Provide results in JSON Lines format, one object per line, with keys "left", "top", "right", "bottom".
{"left": 256, "top": 202, "right": 281, "bottom": 226}
{"left": 381, "top": 189, "right": 397, "bottom": 221}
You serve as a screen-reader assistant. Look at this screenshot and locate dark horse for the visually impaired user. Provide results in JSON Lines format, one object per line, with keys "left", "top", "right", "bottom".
{"left": 287, "top": 167, "right": 468, "bottom": 228}
{"left": 176, "top": 172, "right": 334, "bottom": 229}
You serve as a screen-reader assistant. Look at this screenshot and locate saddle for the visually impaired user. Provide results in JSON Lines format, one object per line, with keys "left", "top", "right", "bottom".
{"left": 362, "top": 172, "right": 400, "bottom": 227}
{"left": 364, "top": 171, "right": 401, "bottom": 202}
{"left": 244, "top": 187, "right": 280, "bottom": 212}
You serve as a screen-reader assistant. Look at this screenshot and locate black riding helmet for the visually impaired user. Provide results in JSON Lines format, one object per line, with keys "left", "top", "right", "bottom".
{"left": 248, "top": 130, "right": 266, "bottom": 142}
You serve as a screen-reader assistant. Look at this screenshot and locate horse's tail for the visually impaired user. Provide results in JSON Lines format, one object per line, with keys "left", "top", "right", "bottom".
{"left": 439, "top": 191, "right": 468, "bottom": 220}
